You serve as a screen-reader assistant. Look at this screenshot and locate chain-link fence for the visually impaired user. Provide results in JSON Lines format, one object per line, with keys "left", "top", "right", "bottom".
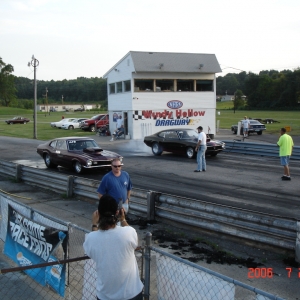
{"left": 145, "top": 246, "right": 284, "bottom": 300}
{"left": 1, "top": 195, "right": 285, "bottom": 300}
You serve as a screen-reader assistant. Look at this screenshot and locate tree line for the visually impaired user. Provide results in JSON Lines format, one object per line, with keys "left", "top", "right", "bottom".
{"left": 217, "top": 69, "right": 300, "bottom": 109}
{"left": 1, "top": 57, "right": 300, "bottom": 110}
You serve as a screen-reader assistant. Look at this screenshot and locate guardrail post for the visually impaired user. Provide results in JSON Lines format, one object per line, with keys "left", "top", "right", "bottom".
{"left": 147, "top": 191, "right": 156, "bottom": 221}
{"left": 15, "top": 164, "right": 22, "bottom": 182}
{"left": 67, "top": 176, "right": 74, "bottom": 198}
{"left": 143, "top": 232, "right": 152, "bottom": 300}
{"left": 296, "top": 221, "right": 300, "bottom": 263}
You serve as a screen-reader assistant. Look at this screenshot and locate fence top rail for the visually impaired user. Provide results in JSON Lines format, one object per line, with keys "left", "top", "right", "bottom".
{"left": 150, "top": 246, "right": 285, "bottom": 300}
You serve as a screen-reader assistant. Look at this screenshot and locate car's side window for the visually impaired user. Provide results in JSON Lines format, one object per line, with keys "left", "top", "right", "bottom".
{"left": 57, "top": 140, "right": 67, "bottom": 150}
{"left": 49, "top": 140, "right": 57, "bottom": 148}
{"left": 165, "top": 131, "right": 178, "bottom": 139}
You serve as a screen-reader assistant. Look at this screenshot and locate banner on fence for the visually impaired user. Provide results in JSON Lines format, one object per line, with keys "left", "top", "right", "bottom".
{"left": 4, "top": 204, "right": 68, "bottom": 297}
{"left": 156, "top": 253, "right": 235, "bottom": 300}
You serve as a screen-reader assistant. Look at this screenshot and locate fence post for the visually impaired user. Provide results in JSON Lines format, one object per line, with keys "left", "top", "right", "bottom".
{"left": 143, "top": 232, "right": 152, "bottom": 300}
{"left": 296, "top": 221, "right": 300, "bottom": 263}
{"left": 67, "top": 176, "right": 74, "bottom": 197}
{"left": 147, "top": 191, "right": 156, "bottom": 221}
{"left": 15, "top": 164, "right": 22, "bottom": 182}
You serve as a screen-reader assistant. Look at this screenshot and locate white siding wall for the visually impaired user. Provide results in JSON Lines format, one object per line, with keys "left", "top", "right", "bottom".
{"left": 106, "top": 55, "right": 217, "bottom": 140}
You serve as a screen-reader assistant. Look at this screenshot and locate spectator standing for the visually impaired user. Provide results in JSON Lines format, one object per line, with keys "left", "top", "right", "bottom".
{"left": 110, "top": 115, "right": 123, "bottom": 141}
{"left": 194, "top": 126, "right": 207, "bottom": 172}
{"left": 97, "top": 158, "right": 131, "bottom": 213}
{"left": 241, "top": 116, "right": 250, "bottom": 137}
{"left": 83, "top": 194, "right": 143, "bottom": 300}
{"left": 277, "top": 127, "right": 294, "bottom": 180}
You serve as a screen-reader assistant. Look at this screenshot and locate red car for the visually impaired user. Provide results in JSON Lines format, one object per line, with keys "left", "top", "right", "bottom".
{"left": 5, "top": 116, "right": 30, "bottom": 124}
{"left": 37, "top": 137, "right": 122, "bottom": 174}
{"left": 79, "top": 114, "right": 109, "bottom": 132}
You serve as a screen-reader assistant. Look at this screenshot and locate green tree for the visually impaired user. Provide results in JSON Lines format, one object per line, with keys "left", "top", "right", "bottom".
{"left": 0, "top": 57, "right": 17, "bottom": 106}
{"left": 233, "top": 89, "right": 244, "bottom": 113}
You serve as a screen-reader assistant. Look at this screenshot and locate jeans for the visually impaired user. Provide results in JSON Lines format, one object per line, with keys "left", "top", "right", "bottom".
{"left": 97, "top": 291, "right": 143, "bottom": 300}
{"left": 196, "top": 145, "right": 207, "bottom": 171}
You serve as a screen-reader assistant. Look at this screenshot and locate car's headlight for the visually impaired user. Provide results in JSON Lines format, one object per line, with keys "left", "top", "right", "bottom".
{"left": 86, "top": 160, "right": 92, "bottom": 167}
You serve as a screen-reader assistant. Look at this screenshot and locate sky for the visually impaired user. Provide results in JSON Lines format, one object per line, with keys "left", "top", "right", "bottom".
{"left": 1, "top": 0, "right": 300, "bottom": 81}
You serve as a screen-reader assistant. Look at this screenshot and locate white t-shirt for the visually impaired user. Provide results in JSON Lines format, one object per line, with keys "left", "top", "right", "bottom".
{"left": 116, "top": 118, "right": 123, "bottom": 129}
{"left": 242, "top": 119, "right": 250, "bottom": 129}
{"left": 198, "top": 131, "right": 207, "bottom": 145}
{"left": 83, "top": 226, "right": 143, "bottom": 300}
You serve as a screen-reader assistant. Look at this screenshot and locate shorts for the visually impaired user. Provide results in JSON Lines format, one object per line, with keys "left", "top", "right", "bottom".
{"left": 280, "top": 156, "right": 290, "bottom": 166}
{"left": 243, "top": 128, "right": 249, "bottom": 132}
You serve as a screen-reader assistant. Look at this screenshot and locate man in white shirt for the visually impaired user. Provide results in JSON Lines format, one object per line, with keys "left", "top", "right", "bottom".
{"left": 194, "top": 126, "right": 207, "bottom": 172}
{"left": 241, "top": 116, "right": 250, "bottom": 137}
{"left": 110, "top": 115, "right": 123, "bottom": 141}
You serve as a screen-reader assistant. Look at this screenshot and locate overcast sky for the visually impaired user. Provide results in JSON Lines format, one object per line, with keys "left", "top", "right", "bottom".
{"left": 1, "top": 0, "right": 299, "bottom": 81}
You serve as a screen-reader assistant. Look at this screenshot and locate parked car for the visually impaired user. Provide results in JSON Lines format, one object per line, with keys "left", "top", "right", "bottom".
{"left": 61, "top": 118, "right": 88, "bottom": 130}
{"left": 74, "top": 107, "right": 85, "bottom": 112}
{"left": 5, "top": 116, "right": 30, "bottom": 124}
{"left": 231, "top": 120, "right": 266, "bottom": 135}
{"left": 37, "top": 137, "right": 123, "bottom": 174}
{"left": 144, "top": 128, "right": 225, "bottom": 158}
{"left": 49, "top": 108, "right": 57, "bottom": 112}
{"left": 80, "top": 114, "right": 109, "bottom": 132}
{"left": 50, "top": 118, "right": 76, "bottom": 128}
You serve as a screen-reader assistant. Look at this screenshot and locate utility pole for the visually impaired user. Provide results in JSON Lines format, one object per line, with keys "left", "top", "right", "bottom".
{"left": 28, "top": 55, "right": 39, "bottom": 139}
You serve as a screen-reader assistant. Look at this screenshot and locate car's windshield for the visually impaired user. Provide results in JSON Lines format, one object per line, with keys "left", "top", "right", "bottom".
{"left": 91, "top": 115, "right": 100, "bottom": 120}
{"left": 67, "top": 139, "right": 98, "bottom": 150}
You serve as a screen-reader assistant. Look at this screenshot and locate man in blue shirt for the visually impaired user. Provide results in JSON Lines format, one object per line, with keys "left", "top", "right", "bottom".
{"left": 97, "top": 158, "right": 131, "bottom": 213}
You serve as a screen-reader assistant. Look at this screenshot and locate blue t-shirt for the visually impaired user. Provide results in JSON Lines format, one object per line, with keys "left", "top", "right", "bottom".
{"left": 97, "top": 171, "right": 132, "bottom": 204}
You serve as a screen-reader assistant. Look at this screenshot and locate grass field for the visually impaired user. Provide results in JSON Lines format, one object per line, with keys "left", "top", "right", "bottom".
{"left": 0, "top": 107, "right": 103, "bottom": 140}
{"left": 216, "top": 102, "right": 300, "bottom": 135}
{"left": 0, "top": 106, "right": 299, "bottom": 139}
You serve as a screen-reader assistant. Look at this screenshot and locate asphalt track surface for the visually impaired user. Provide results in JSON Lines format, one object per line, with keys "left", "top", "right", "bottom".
{"left": 0, "top": 131, "right": 299, "bottom": 299}
{"left": 0, "top": 130, "right": 299, "bottom": 220}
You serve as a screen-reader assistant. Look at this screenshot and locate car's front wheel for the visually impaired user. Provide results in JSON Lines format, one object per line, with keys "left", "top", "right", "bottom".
{"left": 186, "top": 147, "right": 195, "bottom": 159}
{"left": 23, "top": 121, "right": 27, "bottom": 124}
{"left": 73, "top": 161, "right": 83, "bottom": 174}
{"left": 68, "top": 125, "right": 74, "bottom": 130}
{"left": 44, "top": 153, "right": 57, "bottom": 168}
{"left": 257, "top": 131, "right": 262, "bottom": 135}
{"left": 152, "top": 142, "right": 162, "bottom": 156}
{"left": 9, "top": 122, "right": 13, "bottom": 125}
{"left": 89, "top": 125, "right": 96, "bottom": 132}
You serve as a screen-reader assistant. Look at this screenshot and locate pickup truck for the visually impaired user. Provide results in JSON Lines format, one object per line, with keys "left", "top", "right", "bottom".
{"left": 79, "top": 114, "right": 109, "bottom": 132}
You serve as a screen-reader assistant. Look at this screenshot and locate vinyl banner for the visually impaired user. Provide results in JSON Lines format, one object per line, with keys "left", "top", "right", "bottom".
{"left": 4, "top": 204, "right": 68, "bottom": 297}
{"left": 156, "top": 253, "right": 235, "bottom": 300}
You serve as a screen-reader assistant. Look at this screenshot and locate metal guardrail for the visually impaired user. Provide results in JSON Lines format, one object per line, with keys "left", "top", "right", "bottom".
{"left": 0, "top": 159, "right": 298, "bottom": 260}
{"left": 222, "top": 140, "right": 300, "bottom": 160}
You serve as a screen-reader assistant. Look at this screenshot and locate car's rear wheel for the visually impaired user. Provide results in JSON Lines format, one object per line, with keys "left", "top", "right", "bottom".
{"left": 73, "top": 161, "right": 83, "bottom": 174}
{"left": 89, "top": 125, "right": 95, "bottom": 132}
{"left": 186, "top": 147, "right": 195, "bottom": 159}
{"left": 23, "top": 121, "right": 27, "bottom": 124}
{"left": 44, "top": 153, "right": 57, "bottom": 168}
{"left": 257, "top": 131, "right": 262, "bottom": 135}
{"left": 68, "top": 125, "right": 74, "bottom": 130}
{"left": 152, "top": 142, "right": 162, "bottom": 156}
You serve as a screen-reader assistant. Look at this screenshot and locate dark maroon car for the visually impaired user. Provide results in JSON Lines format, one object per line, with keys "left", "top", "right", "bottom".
{"left": 37, "top": 137, "right": 123, "bottom": 174}
{"left": 5, "top": 116, "right": 30, "bottom": 124}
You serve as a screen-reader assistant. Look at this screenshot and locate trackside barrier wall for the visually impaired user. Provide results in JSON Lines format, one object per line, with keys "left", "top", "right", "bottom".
{"left": 0, "top": 195, "right": 285, "bottom": 299}
{"left": 0, "top": 159, "right": 298, "bottom": 261}
{"left": 222, "top": 141, "right": 300, "bottom": 160}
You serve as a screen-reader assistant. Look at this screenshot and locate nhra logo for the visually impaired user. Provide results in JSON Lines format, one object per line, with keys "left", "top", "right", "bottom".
{"left": 167, "top": 100, "right": 183, "bottom": 109}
